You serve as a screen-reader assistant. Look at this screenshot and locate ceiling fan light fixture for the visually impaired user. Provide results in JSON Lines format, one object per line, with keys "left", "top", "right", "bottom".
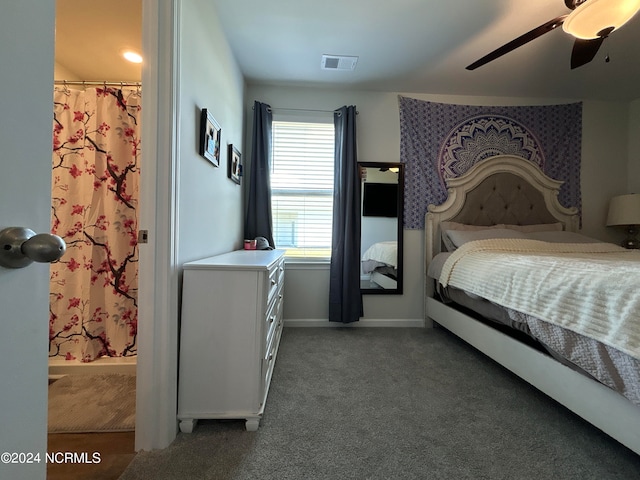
{"left": 562, "top": 0, "right": 640, "bottom": 39}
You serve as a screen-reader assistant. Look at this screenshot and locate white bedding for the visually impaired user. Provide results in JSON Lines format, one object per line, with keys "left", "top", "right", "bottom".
{"left": 439, "top": 238, "right": 640, "bottom": 360}
{"left": 362, "top": 241, "right": 397, "bottom": 271}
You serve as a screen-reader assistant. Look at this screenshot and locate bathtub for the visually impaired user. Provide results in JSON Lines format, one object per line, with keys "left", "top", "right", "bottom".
{"left": 48, "top": 355, "right": 136, "bottom": 379}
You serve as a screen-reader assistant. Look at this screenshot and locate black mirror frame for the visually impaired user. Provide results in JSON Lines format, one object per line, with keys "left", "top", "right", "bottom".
{"left": 358, "top": 162, "right": 404, "bottom": 295}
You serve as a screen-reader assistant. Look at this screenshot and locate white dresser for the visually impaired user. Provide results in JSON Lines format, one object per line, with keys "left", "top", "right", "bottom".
{"left": 177, "top": 249, "right": 285, "bottom": 432}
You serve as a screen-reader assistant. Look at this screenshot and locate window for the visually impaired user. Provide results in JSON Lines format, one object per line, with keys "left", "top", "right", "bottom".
{"left": 271, "top": 120, "right": 335, "bottom": 259}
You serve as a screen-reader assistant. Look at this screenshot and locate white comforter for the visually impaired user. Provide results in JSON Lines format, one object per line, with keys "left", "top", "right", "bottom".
{"left": 362, "top": 241, "right": 397, "bottom": 268}
{"left": 439, "top": 239, "right": 640, "bottom": 360}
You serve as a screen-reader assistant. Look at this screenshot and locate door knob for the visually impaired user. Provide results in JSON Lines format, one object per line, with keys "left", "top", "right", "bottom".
{"left": 0, "top": 227, "right": 66, "bottom": 269}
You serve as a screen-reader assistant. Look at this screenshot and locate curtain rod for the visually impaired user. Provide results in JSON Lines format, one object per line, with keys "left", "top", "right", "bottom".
{"left": 253, "top": 106, "right": 358, "bottom": 115}
{"left": 54, "top": 80, "right": 142, "bottom": 87}
{"left": 269, "top": 107, "right": 336, "bottom": 114}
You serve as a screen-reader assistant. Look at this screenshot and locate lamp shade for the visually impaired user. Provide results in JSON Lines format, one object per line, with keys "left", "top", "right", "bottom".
{"left": 563, "top": 0, "right": 640, "bottom": 39}
{"left": 606, "top": 193, "right": 640, "bottom": 226}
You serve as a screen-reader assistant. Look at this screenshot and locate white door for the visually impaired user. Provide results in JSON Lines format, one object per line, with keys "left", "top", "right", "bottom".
{"left": 0, "top": 2, "right": 56, "bottom": 480}
{"left": 0, "top": 2, "right": 178, "bottom": 465}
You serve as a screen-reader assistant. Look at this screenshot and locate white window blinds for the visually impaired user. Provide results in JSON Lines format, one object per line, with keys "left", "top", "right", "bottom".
{"left": 271, "top": 120, "right": 335, "bottom": 258}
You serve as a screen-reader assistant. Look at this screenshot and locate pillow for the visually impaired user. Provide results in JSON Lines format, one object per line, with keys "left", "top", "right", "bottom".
{"left": 445, "top": 228, "right": 528, "bottom": 249}
{"left": 526, "top": 231, "right": 600, "bottom": 243}
{"left": 502, "top": 223, "right": 564, "bottom": 233}
{"left": 440, "top": 221, "right": 505, "bottom": 232}
{"left": 440, "top": 222, "right": 506, "bottom": 251}
{"left": 439, "top": 222, "right": 564, "bottom": 251}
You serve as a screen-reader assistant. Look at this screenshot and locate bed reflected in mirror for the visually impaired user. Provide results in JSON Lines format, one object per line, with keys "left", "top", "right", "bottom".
{"left": 359, "top": 162, "right": 404, "bottom": 294}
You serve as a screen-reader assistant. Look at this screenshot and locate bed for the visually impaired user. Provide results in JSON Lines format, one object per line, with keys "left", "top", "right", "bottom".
{"left": 424, "top": 154, "right": 640, "bottom": 455}
{"left": 362, "top": 241, "right": 398, "bottom": 289}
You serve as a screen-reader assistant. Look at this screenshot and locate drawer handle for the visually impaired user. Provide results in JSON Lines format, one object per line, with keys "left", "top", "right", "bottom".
{"left": 271, "top": 279, "right": 276, "bottom": 286}
{"left": 268, "top": 354, "right": 273, "bottom": 361}
{"left": 269, "top": 315, "right": 275, "bottom": 323}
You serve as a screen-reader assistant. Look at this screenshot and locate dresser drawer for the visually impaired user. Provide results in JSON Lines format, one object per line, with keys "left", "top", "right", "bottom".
{"left": 262, "top": 312, "right": 283, "bottom": 397}
{"left": 266, "top": 257, "right": 285, "bottom": 305}
{"left": 264, "top": 283, "right": 283, "bottom": 354}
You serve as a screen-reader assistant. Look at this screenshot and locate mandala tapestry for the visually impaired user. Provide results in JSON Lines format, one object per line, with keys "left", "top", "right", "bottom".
{"left": 398, "top": 96, "right": 582, "bottom": 229}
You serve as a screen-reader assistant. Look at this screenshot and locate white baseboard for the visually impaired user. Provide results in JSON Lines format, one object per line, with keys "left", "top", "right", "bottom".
{"left": 284, "top": 318, "right": 425, "bottom": 328}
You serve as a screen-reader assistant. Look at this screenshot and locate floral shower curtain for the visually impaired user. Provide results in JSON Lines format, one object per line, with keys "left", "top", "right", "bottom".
{"left": 50, "top": 86, "right": 141, "bottom": 362}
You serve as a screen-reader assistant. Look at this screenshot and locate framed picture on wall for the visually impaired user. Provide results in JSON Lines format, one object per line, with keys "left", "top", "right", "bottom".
{"left": 228, "top": 144, "right": 242, "bottom": 185}
{"left": 199, "top": 108, "right": 221, "bottom": 167}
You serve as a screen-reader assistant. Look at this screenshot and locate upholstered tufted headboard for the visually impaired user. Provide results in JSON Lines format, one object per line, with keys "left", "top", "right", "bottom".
{"left": 447, "top": 172, "right": 560, "bottom": 226}
{"left": 425, "top": 155, "right": 579, "bottom": 270}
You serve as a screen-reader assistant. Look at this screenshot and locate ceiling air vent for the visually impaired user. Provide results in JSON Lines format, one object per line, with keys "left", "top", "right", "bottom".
{"left": 321, "top": 55, "right": 358, "bottom": 71}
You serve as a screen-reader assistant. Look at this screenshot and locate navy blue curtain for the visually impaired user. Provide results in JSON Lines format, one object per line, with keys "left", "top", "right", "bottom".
{"left": 244, "top": 101, "right": 275, "bottom": 247}
{"left": 329, "top": 105, "right": 363, "bottom": 323}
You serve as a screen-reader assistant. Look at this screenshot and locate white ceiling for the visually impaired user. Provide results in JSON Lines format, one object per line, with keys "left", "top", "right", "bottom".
{"left": 55, "top": 0, "right": 142, "bottom": 83}
{"left": 56, "top": 0, "right": 640, "bottom": 101}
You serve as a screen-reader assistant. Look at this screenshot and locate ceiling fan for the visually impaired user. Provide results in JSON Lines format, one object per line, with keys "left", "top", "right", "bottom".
{"left": 466, "top": 0, "right": 640, "bottom": 70}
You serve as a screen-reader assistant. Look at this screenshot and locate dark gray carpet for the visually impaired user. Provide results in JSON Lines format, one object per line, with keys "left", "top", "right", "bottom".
{"left": 120, "top": 328, "right": 640, "bottom": 479}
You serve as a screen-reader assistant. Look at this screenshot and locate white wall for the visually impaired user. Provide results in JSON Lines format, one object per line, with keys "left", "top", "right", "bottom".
{"left": 581, "top": 100, "right": 630, "bottom": 244}
{"left": 361, "top": 217, "right": 397, "bottom": 254}
{"left": 246, "top": 84, "right": 631, "bottom": 323}
{"left": 138, "top": 0, "right": 245, "bottom": 448}
{"left": 0, "top": 2, "right": 55, "bottom": 479}
{"left": 178, "top": 0, "right": 246, "bottom": 265}
{"left": 628, "top": 99, "right": 640, "bottom": 193}
{"left": 53, "top": 61, "right": 81, "bottom": 81}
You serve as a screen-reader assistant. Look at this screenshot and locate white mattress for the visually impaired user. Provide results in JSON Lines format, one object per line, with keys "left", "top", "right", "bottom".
{"left": 440, "top": 239, "right": 640, "bottom": 360}
{"left": 362, "top": 241, "right": 397, "bottom": 268}
{"left": 429, "top": 251, "right": 640, "bottom": 407}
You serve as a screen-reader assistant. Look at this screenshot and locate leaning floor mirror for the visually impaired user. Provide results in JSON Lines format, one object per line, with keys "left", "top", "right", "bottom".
{"left": 358, "top": 162, "right": 404, "bottom": 294}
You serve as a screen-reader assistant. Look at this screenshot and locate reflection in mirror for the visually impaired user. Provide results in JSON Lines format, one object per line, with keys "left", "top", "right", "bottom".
{"left": 359, "top": 162, "right": 404, "bottom": 295}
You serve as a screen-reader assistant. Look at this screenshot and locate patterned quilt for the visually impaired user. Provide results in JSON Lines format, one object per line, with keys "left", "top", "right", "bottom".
{"left": 440, "top": 239, "right": 640, "bottom": 360}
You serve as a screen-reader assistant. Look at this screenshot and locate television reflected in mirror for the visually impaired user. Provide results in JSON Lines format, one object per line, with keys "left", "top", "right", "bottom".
{"left": 363, "top": 182, "right": 398, "bottom": 217}
{"left": 359, "top": 162, "right": 404, "bottom": 295}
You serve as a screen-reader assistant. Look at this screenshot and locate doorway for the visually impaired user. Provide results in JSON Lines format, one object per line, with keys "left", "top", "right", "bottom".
{"left": 48, "top": 1, "right": 142, "bottom": 477}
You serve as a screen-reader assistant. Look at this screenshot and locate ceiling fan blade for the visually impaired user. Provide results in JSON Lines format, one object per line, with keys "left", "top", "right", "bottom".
{"left": 466, "top": 15, "right": 568, "bottom": 70}
{"left": 570, "top": 37, "right": 605, "bottom": 69}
